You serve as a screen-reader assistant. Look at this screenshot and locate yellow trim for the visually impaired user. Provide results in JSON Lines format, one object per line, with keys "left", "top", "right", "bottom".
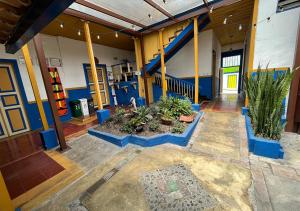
{"left": 246, "top": 0, "right": 259, "bottom": 106}
{"left": 159, "top": 29, "right": 167, "bottom": 98}
{"left": 194, "top": 16, "right": 199, "bottom": 104}
{"left": 0, "top": 171, "right": 14, "bottom": 211}
{"left": 84, "top": 22, "right": 103, "bottom": 110}
{"left": 22, "top": 44, "right": 49, "bottom": 130}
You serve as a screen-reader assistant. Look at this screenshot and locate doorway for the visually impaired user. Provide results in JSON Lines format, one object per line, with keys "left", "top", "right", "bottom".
{"left": 0, "top": 63, "right": 29, "bottom": 139}
{"left": 221, "top": 49, "right": 243, "bottom": 94}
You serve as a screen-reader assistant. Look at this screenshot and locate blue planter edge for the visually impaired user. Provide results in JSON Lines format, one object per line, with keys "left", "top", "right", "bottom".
{"left": 244, "top": 114, "right": 284, "bottom": 159}
{"left": 88, "top": 111, "right": 204, "bottom": 147}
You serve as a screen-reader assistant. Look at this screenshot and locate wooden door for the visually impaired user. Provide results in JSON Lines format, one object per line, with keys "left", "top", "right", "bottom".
{"left": 0, "top": 63, "right": 29, "bottom": 137}
{"left": 86, "top": 66, "right": 109, "bottom": 107}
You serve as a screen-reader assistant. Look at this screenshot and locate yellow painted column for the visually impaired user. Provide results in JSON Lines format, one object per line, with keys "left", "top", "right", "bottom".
{"left": 194, "top": 16, "right": 199, "bottom": 104}
{"left": 0, "top": 171, "right": 14, "bottom": 211}
{"left": 159, "top": 29, "right": 167, "bottom": 98}
{"left": 21, "top": 44, "right": 49, "bottom": 130}
{"left": 133, "top": 38, "right": 144, "bottom": 98}
{"left": 84, "top": 22, "right": 103, "bottom": 110}
{"left": 246, "top": 0, "right": 259, "bottom": 106}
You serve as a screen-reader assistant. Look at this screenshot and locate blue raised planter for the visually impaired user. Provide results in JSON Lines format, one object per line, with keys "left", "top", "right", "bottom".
{"left": 89, "top": 112, "right": 203, "bottom": 147}
{"left": 241, "top": 107, "right": 249, "bottom": 115}
{"left": 244, "top": 114, "right": 284, "bottom": 159}
{"left": 97, "top": 109, "right": 110, "bottom": 124}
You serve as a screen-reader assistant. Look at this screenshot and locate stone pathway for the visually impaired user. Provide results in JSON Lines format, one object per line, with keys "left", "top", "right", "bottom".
{"left": 23, "top": 96, "right": 300, "bottom": 211}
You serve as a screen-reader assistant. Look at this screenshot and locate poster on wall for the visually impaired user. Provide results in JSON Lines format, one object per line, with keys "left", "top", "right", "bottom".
{"left": 48, "top": 67, "right": 68, "bottom": 116}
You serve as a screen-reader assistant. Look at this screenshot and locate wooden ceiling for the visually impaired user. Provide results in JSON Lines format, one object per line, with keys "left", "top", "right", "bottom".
{"left": 42, "top": 14, "right": 134, "bottom": 51}
{"left": 0, "top": 0, "right": 32, "bottom": 44}
{"left": 207, "top": 0, "right": 254, "bottom": 45}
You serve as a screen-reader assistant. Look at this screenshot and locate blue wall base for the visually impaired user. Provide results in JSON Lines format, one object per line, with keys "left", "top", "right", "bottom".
{"left": 40, "top": 128, "right": 58, "bottom": 150}
{"left": 89, "top": 112, "right": 203, "bottom": 147}
{"left": 192, "top": 104, "right": 200, "bottom": 111}
{"left": 137, "top": 97, "right": 146, "bottom": 107}
{"left": 245, "top": 115, "right": 284, "bottom": 159}
{"left": 97, "top": 109, "right": 110, "bottom": 124}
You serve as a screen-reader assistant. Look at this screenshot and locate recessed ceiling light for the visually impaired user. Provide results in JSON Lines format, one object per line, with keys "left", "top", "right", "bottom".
{"left": 148, "top": 14, "right": 152, "bottom": 19}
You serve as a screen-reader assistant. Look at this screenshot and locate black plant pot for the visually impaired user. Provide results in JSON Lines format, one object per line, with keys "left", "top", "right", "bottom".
{"left": 135, "top": 125, "right": 144, "bottom": 133}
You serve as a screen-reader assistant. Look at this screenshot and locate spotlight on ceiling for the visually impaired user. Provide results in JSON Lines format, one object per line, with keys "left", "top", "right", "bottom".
{"left": 239, "top": 24, "right": 242, "bottom": 31}
{"left": 210, "top": 6, "right": 213, "bottom": 13}
{"left": 163, "top": 0, "right": 167, "bottom": 3}
{"left": 77, "top": 30, "right": 81, "bottom": 36}
{"left": 97, "top": 35, "right": 100, "bottom": 39}
{"left": 223, "top": 17, "right": 227, "bottom": 25}
{"left": 115, "top": 31, "right": 119, "bottom": 38}
{"left": 148, "top": 14, "right": 152, "bottom": 19}
{"left": 59, "top": 22, "right": 64, "bottom": 29}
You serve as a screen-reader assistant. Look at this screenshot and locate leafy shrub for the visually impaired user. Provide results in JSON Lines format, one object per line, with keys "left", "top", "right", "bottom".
{"left": 120, "top": 122, "right": 134, "bottom": 134}
{"left": 244, "top": 66, "right": 295, "bottom": 140}
{"left": 158, "top": 96, "right": 193, "bottom": 118}
{"left": 171, "top": 121, "right": 185, "bottom": 134}
{"left": 113, "top": 107, "right": 126, "bottom": 124}
{"left": 135, "top": 106, "right": 150, "bottom": 123}
{"left": 149, "top": 120, "right": 159, "bottom": 131}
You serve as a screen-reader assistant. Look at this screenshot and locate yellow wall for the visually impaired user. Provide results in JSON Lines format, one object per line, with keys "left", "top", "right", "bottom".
{"left": 143, "top": 20, "right": 190, "bottom": 63}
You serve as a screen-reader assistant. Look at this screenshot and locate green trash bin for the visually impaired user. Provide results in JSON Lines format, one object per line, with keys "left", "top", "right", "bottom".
{"left": 69, "top": 100, "right": 82, "bottom": 117}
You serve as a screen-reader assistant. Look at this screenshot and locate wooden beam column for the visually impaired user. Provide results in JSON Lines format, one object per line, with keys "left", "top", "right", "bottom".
{"left": 194, "top": 16, "right": 199, "bottom": 104}
{"left": 33, "top": 34, "right": 68, "bottom": 151}
{"left": 0, "top": 171, "right": 13, "bottom": 211}
{"left": 21, "top": 44, "right": 49, "bottom": 130}
{"left": 245, "top": 0, "right": 259, "bottom": 106}
{"left": 83, "top": 21, "right": 103, "bottom": 110}
{"left": 140, "top": 36, "right": 150, "bottom": 105}
{"left": 159, "top": 29, "right": 167, "bottom": 98}
{"left": 133, "top": 37, "right": 144, "bottom": 98}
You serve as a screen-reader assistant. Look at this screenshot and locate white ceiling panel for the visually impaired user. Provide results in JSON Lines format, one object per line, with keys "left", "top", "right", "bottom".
{"left": 151, "top": 0, "right": 206, "bottom": 16}
{"left": 69, "top": 2, "right": 142, "bottom": 30}
{"left": 87, "top": 0, "right": 168, "bottom": 26}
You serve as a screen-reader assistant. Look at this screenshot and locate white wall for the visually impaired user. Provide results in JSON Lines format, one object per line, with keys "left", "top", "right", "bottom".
{"left": 254, "top": 0, "right": 300, "bottom": 69}
{"left": 165, "top": 30, "right": 214, "bottom": 78}
{"left": 0, "top": 34, "right": 135, "bottom": 102}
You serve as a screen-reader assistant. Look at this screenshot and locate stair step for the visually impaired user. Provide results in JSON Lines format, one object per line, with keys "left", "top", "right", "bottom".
{"left": 174, "top": 28, "right": 183, "bottom": 35}
{"left": 153, "top": 53, "right": 160, "bottom": 58}
{"left": 169, "top": 35, "right": 176, "bottom": 42}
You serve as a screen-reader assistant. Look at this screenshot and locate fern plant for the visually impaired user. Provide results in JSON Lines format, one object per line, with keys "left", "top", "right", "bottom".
{"left": 244, "top": 66, "right": 295, "bottom": 140}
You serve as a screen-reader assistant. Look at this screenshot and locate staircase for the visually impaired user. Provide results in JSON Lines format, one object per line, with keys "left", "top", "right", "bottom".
{"left": 153, "top": 72, "right": 195, "bottom": 102}
{"left": 145, "top": 13, "right": 210, "bottom": 75}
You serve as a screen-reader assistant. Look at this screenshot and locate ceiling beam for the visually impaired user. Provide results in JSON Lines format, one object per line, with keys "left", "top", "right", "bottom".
{"left": 141, "top": 0, "right": 241, "bottom": 33}
{"left": 64, "top": 8, "right": 140, "bottom": 36}
{"left": 143, "top": 0, "right": 174, "bottom": 19}
{"left": 75, "top": 0, "right": 146, "bottom": 28}
{"left": 5, "top": 0, "right": 75, "bottom": 54}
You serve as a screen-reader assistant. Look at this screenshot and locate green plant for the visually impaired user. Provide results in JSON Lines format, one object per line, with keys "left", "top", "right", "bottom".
{"left": 113, "top": 107, "right": 126, "bottom": 124}
{"left": 149, "top": 120, "right": 159, "bottom": 131}
{"left": 120, "top": 122, "right": 134, "bottom": 134}
{"left": 135, "top": 106, "right": 150, "bottom": 122}
{"left": 244, "top": 66, "right": 295, "bottom": 140}
{"left": 171, "top": 121, "right": 185, "bottom": 134}
{"left": 158, "top": 96, "right": 193, "bottom": 118}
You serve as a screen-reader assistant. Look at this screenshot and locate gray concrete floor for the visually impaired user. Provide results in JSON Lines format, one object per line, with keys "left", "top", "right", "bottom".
{"left": 28, "top": 109, "right": 300, "bottom": 211}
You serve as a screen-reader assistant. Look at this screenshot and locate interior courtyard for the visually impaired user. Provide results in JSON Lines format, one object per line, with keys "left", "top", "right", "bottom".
{"left": 0, "top": 0, "right": 300, "bottom": 210}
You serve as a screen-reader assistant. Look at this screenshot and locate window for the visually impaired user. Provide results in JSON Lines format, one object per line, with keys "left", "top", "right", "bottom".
{"left": 277, "top": 0, "right": 300, "bottom": 12}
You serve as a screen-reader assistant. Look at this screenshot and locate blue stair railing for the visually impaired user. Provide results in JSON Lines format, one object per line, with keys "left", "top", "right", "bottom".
{"left": 146, "top": 13, "right": 210, "bottom": 75}
{"left": 154, "top": 72, "right": 195, "bottom": 101}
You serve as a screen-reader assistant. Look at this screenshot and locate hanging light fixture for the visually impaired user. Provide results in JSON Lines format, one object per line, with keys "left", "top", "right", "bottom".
{"left": 210, "top": 6, "right": 213, "bottom": 13}
{"left": 223, "top": 17, "right": 227, "bottom": 25}
{"left": 163, "top": 0, "right": 167, "bottom": 3}
{"left": 77, "top": 30, "right": 81, "bottom": 36}
{"left": 132, "top": 25, "right": 136, "bottom": 30}
{"left": 239, "top": 24, "right": 242, "bottom": 31}
{"left": 97, "top": 35, "right": 100, "bottom": 39}
{"left": 148, "top": 13, "right": 152, "bottom": 19}
{"left": 59, "top": 22, "right": 64, "bottom": 29}
{"left": 115, "top": 31, "right": 119, "bottom": 38}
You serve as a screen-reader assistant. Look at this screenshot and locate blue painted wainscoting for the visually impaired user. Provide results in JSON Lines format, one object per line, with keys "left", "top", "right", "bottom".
{"left": 181, "top": 77, "right": 213, "bottom": 100}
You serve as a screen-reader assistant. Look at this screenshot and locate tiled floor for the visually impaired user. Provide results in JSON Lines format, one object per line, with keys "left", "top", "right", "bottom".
{"left": 0, "top": 151, "right": 64, "bottom": 199}
{"left": 204, "top": 94, "right": 244, "bottom": 112}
